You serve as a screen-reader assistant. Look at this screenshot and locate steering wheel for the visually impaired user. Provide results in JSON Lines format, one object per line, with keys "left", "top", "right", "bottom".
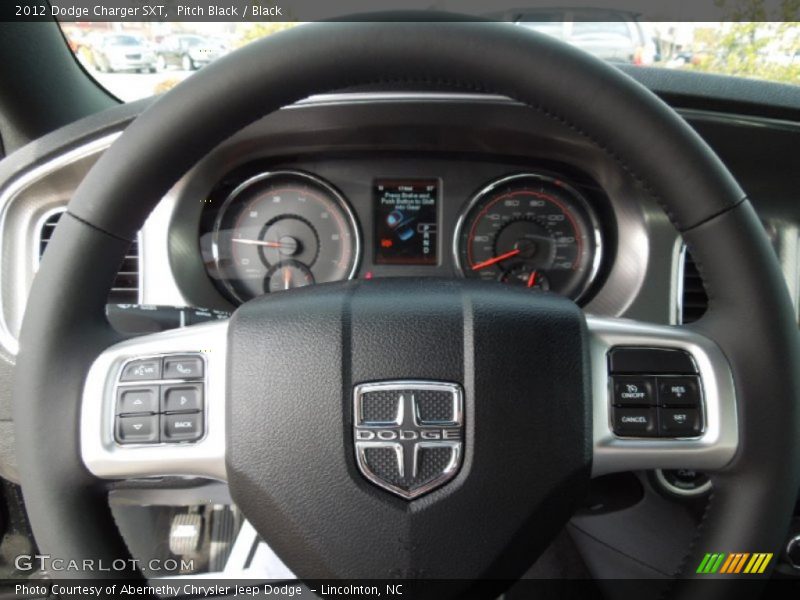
{"left": 13, "top": 20, "right": 800, "bottom": 598}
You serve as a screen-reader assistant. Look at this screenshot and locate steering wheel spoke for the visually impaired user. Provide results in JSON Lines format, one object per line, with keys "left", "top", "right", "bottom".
{"left": 81, "top": 320, "right": 228, "bottom": 481}
{"left": 588, "top": 316, "right": 738, "bottom": 476}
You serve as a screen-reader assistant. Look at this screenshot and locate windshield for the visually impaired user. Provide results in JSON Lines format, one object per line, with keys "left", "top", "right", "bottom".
{"left": 59, "top": 19, "right": 800, "bottom": 102}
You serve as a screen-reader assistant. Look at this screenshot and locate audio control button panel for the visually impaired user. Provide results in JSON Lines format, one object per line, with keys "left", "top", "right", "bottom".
{"left": 115, "top": 354, "right": 206, "bottom": 445}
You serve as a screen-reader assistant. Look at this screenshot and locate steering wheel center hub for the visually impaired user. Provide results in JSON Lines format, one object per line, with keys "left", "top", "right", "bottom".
{"left": 226, "top": 278, "right": 591, "bottom": 579}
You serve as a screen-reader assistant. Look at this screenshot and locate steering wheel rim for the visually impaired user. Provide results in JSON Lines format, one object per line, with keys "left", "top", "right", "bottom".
{"left": 13, "top": 19, "right": 800, "bottom": 595}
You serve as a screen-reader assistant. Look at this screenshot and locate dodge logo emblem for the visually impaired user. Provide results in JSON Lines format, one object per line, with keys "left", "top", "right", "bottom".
{"left": 353, "top": 381, "right": 464, "bottom": 499}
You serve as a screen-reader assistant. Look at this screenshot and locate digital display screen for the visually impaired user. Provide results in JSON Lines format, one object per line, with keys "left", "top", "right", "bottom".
{"left": 373, "top": 179, "right": 438, "bottom": 265}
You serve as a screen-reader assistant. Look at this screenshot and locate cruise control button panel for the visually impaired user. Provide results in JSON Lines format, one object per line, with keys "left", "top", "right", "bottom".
{"left": 608, "top": 347, "right": 704, "bottom": 439}
{"left": 114, "top": 354, "right": 206, "bottom": 445}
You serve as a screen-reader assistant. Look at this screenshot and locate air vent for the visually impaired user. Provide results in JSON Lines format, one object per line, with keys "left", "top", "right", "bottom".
{"left": 679, "top": 247, "right": 708, "bottom": 324}
{"left": 39, "top": 210, "right": 140, "bottom": 303}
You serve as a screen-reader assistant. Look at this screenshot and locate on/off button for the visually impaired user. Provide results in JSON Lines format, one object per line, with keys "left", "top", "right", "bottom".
{"left": 612, "top": 376, "right": 656, "bottom": 407}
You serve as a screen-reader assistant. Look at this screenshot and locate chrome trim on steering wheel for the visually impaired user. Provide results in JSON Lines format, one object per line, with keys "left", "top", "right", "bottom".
{"left": 81, "top": 320, "right": 228, "bottom": 481}
{"left": 588, "top": 316, "right": 738, "bottom": 476}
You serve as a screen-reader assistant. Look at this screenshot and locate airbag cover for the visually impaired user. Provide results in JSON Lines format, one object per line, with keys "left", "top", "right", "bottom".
{"left": 226, "top": 279, "right": 591, "bottom": 580}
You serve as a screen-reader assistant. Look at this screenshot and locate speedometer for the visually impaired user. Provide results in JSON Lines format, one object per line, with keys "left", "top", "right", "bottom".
{"left": 454, "top": 173, "right": 602, "bottom": 301}
{"left": 212, "top": 171, "right": 360, "bottom": 303}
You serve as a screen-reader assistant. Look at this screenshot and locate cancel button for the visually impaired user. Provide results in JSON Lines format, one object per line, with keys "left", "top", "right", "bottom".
{"left": 613, "top": 407, "right": 657, "bottom": 437}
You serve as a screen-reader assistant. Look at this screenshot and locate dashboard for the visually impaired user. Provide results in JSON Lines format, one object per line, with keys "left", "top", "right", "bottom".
{"left": 4, "top": 91, "right": 800, "bottom": 351}
{"left": 153, "top": 93, "right": 657, "bottom": 321}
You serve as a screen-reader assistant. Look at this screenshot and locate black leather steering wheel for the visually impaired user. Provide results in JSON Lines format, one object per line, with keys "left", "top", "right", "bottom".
{"left": 13, "top": 20, "right": 800, "bottom": 598}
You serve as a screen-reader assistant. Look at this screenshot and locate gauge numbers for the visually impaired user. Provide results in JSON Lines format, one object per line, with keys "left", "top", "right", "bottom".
{"left": 212, "top": 171, "right": 360, "bottom": 303}
{"left": 455, "top": 173, "right": 602, "bottom": 302}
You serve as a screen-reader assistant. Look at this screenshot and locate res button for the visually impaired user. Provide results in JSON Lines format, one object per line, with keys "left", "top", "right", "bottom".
{"left": 658, "top": 377, "right": 701, "bottom": 407}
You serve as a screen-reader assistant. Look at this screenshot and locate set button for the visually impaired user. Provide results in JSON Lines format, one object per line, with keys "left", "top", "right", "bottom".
{"left": 659, "top": 408, "right": 701, "bottom": 436}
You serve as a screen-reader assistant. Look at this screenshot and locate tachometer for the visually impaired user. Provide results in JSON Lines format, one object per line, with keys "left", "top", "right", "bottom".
{"left": 212, "top": 171, "right": 360, "bottom": 303}
{"left": 454, "top": 173, "right": 602, "bottom": 301}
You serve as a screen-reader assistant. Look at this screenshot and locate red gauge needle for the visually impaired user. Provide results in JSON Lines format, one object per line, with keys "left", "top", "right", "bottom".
{"left": 232, "top": 238, "right": 289, "bottom": 249}
{"left": 526, "top": 271, "right": 538, "bottom": 288}
{"left": 283, "top": 268, "right": 292, "bottom": 290}
{"left": 471, "top": 249, "right": 521, "bottom": 271}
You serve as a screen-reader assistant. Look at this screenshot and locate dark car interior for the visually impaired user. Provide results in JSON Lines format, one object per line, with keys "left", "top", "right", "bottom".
{"left": 0, "top": 6, "right": 800, "bottom": 600}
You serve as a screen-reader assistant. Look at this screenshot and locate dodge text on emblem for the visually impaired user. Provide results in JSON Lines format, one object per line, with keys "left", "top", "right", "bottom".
{"left": 353, "top": 381, "right": 464, "bottom": 499}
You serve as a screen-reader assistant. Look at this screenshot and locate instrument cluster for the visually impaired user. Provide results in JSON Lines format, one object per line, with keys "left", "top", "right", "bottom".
{"left": 200, "top": 163, "right": 608, "bottom": 306}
